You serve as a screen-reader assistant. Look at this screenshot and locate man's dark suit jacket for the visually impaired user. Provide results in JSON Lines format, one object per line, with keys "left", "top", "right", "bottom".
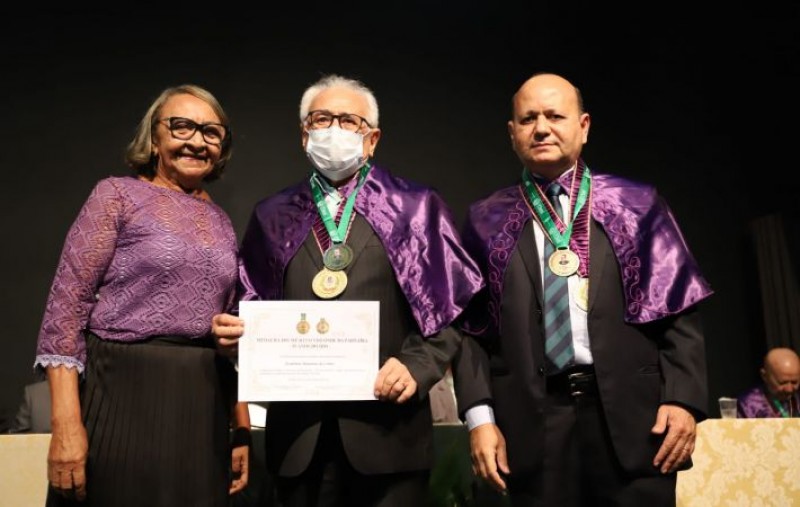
{"left": 265, "top": 215, "right": 461, "bottom": 477}
{"left": 454, "top": 219, "right": 707, "bottom": 477}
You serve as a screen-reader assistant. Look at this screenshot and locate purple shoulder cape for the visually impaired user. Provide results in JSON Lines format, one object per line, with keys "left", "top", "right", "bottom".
{"left": 462, "top": 168, "right": 713, "bottom": 335}
{"left": 737, "top": 385, "right": 800, "bottom": 418}
{"left": 737, "top": 386, "right": 772, "bottom": 418}
{"left": 239, "top": 165, "right": 484, "bottom": 337}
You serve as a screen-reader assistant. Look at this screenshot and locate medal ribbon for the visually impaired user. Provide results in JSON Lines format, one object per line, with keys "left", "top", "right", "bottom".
{"left": 521, "top": 167, "right": 591, "bottom": 249}
{"left": 770, "top": 396, "right": 790, "bottom": 418}
{"left": 309, "top": 164, "right": 371, "bottom": 245}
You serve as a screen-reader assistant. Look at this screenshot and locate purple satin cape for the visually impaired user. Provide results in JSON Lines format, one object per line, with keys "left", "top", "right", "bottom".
{"left": 737, "top": 385, "right": 800, "bottom": 418}
{"left": 462, "top": 169, "right": 713, "bottom": 335}
{"left": 238, "top": 165, "right": 484, "bottom": 337}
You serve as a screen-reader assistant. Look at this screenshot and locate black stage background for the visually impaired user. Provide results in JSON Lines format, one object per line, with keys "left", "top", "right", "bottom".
{"left": 1, "top": 5, "right": 798, "bottom": 421}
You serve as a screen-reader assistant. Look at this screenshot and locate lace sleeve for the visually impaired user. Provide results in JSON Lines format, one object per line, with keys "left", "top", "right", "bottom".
{"left": 34, "top": 178, "right": 125, "bottom": 373}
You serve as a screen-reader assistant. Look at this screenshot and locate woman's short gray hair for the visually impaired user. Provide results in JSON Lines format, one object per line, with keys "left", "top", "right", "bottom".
{"left": 126, "top": 84, "right": 232, "bottom": 182}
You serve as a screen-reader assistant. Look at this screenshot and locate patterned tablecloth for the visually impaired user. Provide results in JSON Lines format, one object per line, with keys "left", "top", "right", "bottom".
{"left": 677, "top": 418, "right": 800, "bottom": 506}
{"left": 0, "top": 433, "right": 50, "bottom": 507}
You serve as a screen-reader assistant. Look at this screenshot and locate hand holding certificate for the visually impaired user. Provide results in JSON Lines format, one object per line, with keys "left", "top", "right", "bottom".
{"left": 238, "top": 300, "right": 380, "bottom": 402}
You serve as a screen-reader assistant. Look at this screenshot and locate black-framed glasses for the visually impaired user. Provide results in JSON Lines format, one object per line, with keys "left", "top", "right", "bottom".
{"left": 305, "top": 110, "right": 372, "bottom": 132}
{"left": 158, "top": 117, "right": 229, "bottom": 145}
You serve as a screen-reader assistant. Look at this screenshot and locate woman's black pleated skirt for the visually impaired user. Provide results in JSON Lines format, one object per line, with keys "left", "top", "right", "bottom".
{"left": 47, "top": 333, "right": 237, "bottom": 507}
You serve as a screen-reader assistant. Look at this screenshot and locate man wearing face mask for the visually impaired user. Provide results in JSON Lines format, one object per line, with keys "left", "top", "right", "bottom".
{"left": 212, "top": 74, "right": 484, "bottom": 506}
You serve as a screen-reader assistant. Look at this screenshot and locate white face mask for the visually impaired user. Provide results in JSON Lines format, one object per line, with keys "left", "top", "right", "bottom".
{"left": 305, "top": 126, "right": 367, "bottom": 181}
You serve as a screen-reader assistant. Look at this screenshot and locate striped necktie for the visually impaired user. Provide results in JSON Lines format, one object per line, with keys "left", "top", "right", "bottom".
{"left": 543, "top": 182, "right": 575, "bottom": 373}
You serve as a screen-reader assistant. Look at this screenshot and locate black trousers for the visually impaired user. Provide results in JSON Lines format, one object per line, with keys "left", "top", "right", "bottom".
{"left": 274, "top": 419, "right": 429, "bottom": 507}
{"left": 506, "top": 366, "right": 676, "bottom": 507}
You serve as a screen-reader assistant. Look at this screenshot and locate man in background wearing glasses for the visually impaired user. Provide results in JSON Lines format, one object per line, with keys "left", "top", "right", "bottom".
{"left": 212, "top": 74, "right": 483, "bottom": 506}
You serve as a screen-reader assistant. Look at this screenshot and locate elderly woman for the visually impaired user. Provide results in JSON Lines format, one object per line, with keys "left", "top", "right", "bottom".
{"left": 35, "top": 84, "right": 250, "bottom": 506}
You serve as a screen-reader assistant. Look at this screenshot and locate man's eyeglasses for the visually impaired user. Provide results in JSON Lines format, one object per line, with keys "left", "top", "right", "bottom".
{"left": 158, "top": 117, "right": 229, "bottom": 145}
{"left": 305, "top": 110, "right": 372, "bottom": 132}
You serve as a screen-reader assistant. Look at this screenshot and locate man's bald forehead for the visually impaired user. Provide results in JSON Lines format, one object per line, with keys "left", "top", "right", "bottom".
{"left": 511, "top": 72, "right": 585, "bottom": 114}
{"left": 765, "top": 347, "right": 800, "bottom": 368}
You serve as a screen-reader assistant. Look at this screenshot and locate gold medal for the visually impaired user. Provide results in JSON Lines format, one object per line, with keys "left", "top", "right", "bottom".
{"left": 548, "top": 248, "right": 580, "bottom": 277}
{"left": 312, "top": 268, "right": 347, "bottom": 299}
{"left": 576, "top": 278, "right": 589, "bottom": 311}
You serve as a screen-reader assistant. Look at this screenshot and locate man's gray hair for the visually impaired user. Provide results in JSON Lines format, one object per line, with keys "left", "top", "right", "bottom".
{"left": 299, "top": 74, "right": 379, "bottom": 127}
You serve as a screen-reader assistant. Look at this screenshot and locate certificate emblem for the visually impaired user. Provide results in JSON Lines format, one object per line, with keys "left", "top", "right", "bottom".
{"left": 312, "top": 268, "right": 348, "bottom": 299}
{"left": 296, "top": 313, "right": 310, "bottom": 334}
{"left": 323, "top": 244, "right": 354, "bottom": 271}
{"left": 548, "top": 248, "right": 580, "bottom": 277}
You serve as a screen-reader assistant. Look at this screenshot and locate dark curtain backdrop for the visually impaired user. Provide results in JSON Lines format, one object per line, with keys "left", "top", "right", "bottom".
{"left": 2, "top": 6, "right": 798, "bottom": 423}
{"left": 750, "top": 214, "right": 800, "bottom": 352}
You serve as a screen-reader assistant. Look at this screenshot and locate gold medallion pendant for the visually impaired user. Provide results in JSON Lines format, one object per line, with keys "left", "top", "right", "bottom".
{"left": 576, "top": 278, "right": 589, "bottom": 311}
{"left": 548, "top": 248, "right": 580, "bottom": 277}
{"left": 312, "top": 268, "right": 348, "bottom": 299}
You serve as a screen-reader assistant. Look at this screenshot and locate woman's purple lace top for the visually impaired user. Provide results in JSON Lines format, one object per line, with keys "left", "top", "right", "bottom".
{"left": 35, "top": 177, "right": 238, "bottom": 373}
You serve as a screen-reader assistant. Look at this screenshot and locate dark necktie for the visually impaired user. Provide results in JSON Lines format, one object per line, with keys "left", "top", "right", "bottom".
{"left": 543, "top": 182, "right": 575, "bottom": 373}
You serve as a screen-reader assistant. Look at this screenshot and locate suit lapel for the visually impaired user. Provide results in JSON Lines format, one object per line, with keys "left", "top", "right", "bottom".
{"left": 342, "top": 215, "right": 372, "bottom": 273}
{"left": 301, "top": 230, "right": 324, "bottom": 271}
{"left": 588, "top": 219, "right": 610, "bottom": 310}
{"left": 517, "top": 223, "right": 544, "bottom": 306}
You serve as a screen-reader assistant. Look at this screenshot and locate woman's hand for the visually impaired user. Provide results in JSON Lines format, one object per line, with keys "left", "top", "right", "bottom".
{"left": 46, "top": 366, "right": 89, "bottom": 501}
{"left": 212, "top": 313, "right": 245, "bottom": 358}
{"left": 229, "top": 439, "right": 250, "bottom": 494}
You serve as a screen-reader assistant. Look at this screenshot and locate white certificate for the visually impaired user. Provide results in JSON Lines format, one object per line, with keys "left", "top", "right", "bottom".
{"left": 238, "top": 300, "right": 380, "bottom": 401}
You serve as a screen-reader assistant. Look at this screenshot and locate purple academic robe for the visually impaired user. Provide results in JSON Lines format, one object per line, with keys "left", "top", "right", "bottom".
{"left": 737, "top": 385, "right": 800, "bottom": 418}
{"left": 238, "top": 165, "right": 484, "bottom": 336}
{"left": 462, "top": 162, "right": 713, "bottom": 336}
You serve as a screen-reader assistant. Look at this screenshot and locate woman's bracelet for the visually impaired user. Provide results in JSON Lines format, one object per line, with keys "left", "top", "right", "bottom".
{"left": 231, "top": 426, "right": 252, "bottom": 447}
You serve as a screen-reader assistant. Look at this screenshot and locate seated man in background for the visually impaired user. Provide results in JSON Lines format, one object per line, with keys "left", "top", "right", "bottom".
{"left": 7, "top": 380, "right": 51, "bottom": 433}
{"left": 738, "top": 347, "right": 800, "bottom": 418}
